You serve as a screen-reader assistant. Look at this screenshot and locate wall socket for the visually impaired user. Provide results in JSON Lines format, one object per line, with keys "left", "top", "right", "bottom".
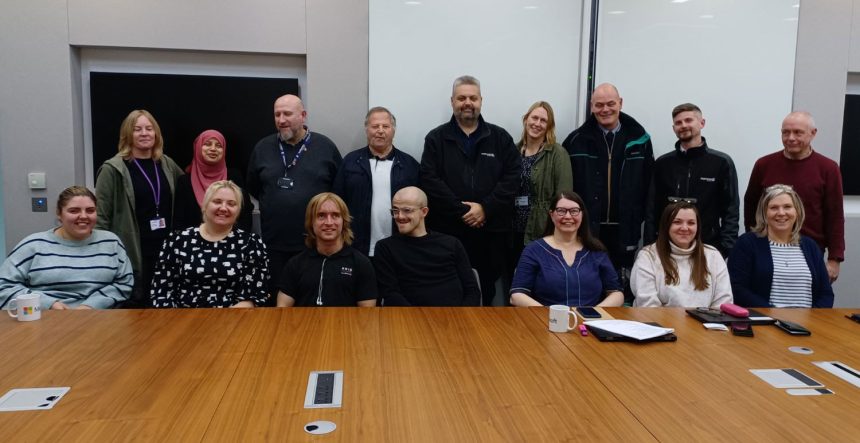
{"left": 31, "top": 197, "right": 47, "bottom": 212}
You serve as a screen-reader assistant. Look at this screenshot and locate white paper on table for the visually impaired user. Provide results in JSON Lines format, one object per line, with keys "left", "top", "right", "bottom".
{"left": 750, "top": 369, "right": 824, "bottom": 389}
{"left": 583, "top": 320, "right": 674, "bottom": 340}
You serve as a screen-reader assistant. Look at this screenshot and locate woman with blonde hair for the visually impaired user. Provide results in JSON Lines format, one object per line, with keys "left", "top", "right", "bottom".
{"left": 728, "top": 184, "right": 833, "bottom": 307}
{"left": 151, "top": 180, "right": 269, "bottom": 308}
{"left": 95, "top": 109, "right": 184, "bottom": 307}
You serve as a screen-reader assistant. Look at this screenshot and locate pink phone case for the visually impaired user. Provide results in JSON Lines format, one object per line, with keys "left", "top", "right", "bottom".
{"left": 720, "top": 303, "right": 749, "bottom": 318}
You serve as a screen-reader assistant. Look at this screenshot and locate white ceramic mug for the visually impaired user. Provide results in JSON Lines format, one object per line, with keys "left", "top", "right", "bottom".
{"left": 548, "top": 304, "right": 578, "bottom": 333}
{"left": 8, "top": 293, "right": 41, "bottom": 322}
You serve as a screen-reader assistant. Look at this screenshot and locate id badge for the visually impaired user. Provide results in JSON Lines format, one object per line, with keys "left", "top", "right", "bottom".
{"left": 515, "top": 195, "right": 529, "bottom": 207}
{"left": 149, "top": 217, "right": 166, "bottom": 231}
{"left": 277, "top": 177, "right": 294, "bottom": 189}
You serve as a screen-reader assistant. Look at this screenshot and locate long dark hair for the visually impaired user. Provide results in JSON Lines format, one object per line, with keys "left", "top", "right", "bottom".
{"left": 655, "top": 202, "right": 709, "bottom": 290}
{"left": 542, "top": 190, "right": 606, "bottom": 252}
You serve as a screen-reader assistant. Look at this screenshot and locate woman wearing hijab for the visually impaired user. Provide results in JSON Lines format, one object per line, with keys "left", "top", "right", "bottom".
{"left": 173, "top": 129, "right": 252, "bottom": 231}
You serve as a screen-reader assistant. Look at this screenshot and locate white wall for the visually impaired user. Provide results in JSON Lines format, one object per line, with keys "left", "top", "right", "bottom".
{"left": 368, "top": 0, "right": 585, "bottom": 159}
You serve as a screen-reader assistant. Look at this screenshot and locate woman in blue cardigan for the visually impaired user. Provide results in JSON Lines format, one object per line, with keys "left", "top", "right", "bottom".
{"left": 728, "top": 184, "right": 833, "bottom": 307}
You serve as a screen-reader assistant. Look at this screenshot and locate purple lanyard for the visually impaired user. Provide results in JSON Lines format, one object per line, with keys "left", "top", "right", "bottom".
{"left": 132, "top": 159, "right": 162, "bottom": 216}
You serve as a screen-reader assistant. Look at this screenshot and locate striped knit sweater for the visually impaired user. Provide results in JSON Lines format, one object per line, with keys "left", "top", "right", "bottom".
{"left": 0, "top": 229, "right": 133, "bottom": 309}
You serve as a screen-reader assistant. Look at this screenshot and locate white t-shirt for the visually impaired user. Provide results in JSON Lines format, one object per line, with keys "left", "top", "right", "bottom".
{"left": 368, "top": 158, "right": 394, "bottom": 256}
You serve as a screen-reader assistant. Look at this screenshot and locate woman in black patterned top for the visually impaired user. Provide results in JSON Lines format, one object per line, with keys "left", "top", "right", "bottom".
{"left": 151, "top": 180, "right": 269, "bottom": 308}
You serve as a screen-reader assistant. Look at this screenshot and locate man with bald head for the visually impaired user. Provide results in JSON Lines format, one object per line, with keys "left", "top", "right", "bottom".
{"left": 247, "top": 94, "right": 343, "bottom": 294}
{"left": 744, "top": 111, "right": 845, "bottom": 282}
{"left": 373, "top": 186, "right": 481, "bottom": 306}
{"left": 562, "top": 83, "right": 654, "bottom": 296}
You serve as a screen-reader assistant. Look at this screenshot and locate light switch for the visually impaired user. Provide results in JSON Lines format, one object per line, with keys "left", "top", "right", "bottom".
{"left": 28, "top": 173, "right": 46, "bottom": 189}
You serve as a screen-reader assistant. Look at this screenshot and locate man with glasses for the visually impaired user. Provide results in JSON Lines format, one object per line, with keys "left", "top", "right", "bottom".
{"left": 646, "top": 103, "right": 739, "bottom": 256}
{"left": 420, "top": 75, "right": 520, "bottom": 306}
{"left": 373, "top": 187, "right": 481, "bottom": 306}
{"left": 744, "top": 111, "right": 844, "bottom": 282}
{"left": 333, "top": 106, "right": 419, "bottom": 257}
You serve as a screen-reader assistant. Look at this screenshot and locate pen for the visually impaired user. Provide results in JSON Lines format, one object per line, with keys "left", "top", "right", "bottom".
{"left": 579, "top": 325, "right": 588, "bottom": 336}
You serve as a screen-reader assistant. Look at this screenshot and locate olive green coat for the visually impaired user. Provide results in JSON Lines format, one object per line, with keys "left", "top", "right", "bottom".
{"left": 522, "top": 143, "right": 574, "bottom": 244}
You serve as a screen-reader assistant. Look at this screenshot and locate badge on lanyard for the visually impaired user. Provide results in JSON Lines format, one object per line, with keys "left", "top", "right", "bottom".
{"left": 150, "top": 218, "right": 167, "bottom": 231}
{"left": 277, "top": 177, "right": 295, "bottom": 189}
{"left": 515, "top": 195, "right": 529, "bottom": 207}
{"left": 278, "top": 131, "right": 311, "bottom": 190}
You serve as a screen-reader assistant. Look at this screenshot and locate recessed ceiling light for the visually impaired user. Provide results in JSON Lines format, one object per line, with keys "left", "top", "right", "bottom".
{"left": 524, "top": 5, "right": 538, "bottom": 10}
{"left": 700, "top": 14, "right": 714, "bottom": 19}
{"left": 607, "top": 10, "right": 626, "bottom": 15}
{"left": 671, "top": 0, "right": 690, "bottom": 3}
{"left": 405, "top": 1, "right": 421, "bottom": 5}
{"left": 793, "top": 4, "right": 800, "bottom": 7}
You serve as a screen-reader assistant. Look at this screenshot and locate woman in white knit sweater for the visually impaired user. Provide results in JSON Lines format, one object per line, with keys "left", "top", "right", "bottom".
{"left": 631, "top": 202, "right": 732, "bottom": 308}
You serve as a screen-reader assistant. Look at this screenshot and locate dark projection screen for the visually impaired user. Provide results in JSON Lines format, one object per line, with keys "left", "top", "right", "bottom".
{"left": 89, "top": 72, "right": 299, "bottom": 182}
{"left": 840, "top": 94, "right": 860, "bottom": 196}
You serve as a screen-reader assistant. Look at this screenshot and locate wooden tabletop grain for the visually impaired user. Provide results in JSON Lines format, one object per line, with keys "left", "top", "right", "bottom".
{"left": 0, "top": 307, "right": 857, "bottom": 442}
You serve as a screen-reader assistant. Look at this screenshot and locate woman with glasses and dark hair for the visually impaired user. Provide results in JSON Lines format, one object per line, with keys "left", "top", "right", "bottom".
{"left": 509, "top": 191, "right": 623, "bottom": 307}
{"left": 728, "top": 184, "right": 833, "bottom": 307}
{"left": 631, "top": 202, "right": 732, "bottom": 308}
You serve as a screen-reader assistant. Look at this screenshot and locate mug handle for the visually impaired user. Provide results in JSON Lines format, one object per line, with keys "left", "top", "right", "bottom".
{"left": 566, "top": 310, "right": 579, "bottom": 331}
{"left": 7, "top": 299, "right": 17, "bottom": 318}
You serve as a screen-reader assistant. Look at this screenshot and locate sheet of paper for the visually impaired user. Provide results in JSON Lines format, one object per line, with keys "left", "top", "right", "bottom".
{"left": 750, "top": 369, "right": 824, "bottom": 389}
{"left": 583, "top": 320, "right": 674, "bottom": 340}
{"left": 0, "top": 387, "right": 70, "bottom": 412}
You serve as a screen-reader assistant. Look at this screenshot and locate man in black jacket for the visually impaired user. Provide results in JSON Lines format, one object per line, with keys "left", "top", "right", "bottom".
{"left": 645, "top": 103, "right": 739, "bottom": 256}
{"left": 420, "top": 75, "right": 520, "bottom": 306}
{"left": 562, "top": 83, "right": 654, "bottom": 296}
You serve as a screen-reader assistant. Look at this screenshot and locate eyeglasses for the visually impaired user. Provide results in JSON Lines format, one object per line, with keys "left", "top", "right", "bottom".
{"left": 552, "top": 207, "right": 582, "bottom": 216}
{"left": 389, "top": 207, "right": 424, "bottom": 216}
{"left": 667, "top": 196, "right": 697, "bottom": 204}
{"left": 765, "top": 184, "right": 794, "bottom": 193}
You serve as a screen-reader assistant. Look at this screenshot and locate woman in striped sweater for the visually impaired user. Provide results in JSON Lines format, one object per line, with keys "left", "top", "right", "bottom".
{"left": 0, "top": 186, "right": 133, "bottom": 310}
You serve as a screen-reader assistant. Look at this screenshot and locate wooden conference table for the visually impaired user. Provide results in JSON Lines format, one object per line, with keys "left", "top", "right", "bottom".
{"left": 0, "top": 307, "right": 857, "bottom": 442}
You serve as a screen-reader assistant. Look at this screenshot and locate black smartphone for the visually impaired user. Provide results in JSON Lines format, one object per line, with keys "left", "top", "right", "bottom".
{"left": 576, "top": 307, "right": 602, "bottom": 319}
{"left": 847, "top": 313, "right": 860, "bottom": 324}
{"left": 731, "top": 322, "right": 754, "bottom": 337}
{"left": 774, "top": 319, "right": 811, "bottom": 336}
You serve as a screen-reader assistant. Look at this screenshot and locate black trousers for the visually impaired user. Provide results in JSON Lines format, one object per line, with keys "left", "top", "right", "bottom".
{"left": 459, "top": 230, "right": 506, "bottom": 306}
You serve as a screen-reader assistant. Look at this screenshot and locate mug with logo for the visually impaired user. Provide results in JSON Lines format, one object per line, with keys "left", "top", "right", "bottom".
{"left": 548, "top": 304, "right": 578, "bottom": 333}
{"left": 7, "top": 293, "right": 41, "bottom": 322}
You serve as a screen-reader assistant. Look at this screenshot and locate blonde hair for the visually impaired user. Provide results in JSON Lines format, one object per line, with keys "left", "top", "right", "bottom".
{"left": 517, "top": 101, "right": 557, "bottom": 148}
{"left": 200, "top": 180, "right": 243, "bottom": 225}
{"left": 752, "top": 184, "right": 805, "bottom": 245}
{"left": 304, "top": 192, "right": 354, "bottom": 248}
{"left": 117, "top": 110, "right": 164, "bottom": 161}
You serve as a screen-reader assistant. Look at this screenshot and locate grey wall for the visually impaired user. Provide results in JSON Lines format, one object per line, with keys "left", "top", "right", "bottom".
{"left": 794, "top": 0, "right": 859, "bottom": 307}
{"left": 0, "top": 0, "right": 368, "bottom": 252}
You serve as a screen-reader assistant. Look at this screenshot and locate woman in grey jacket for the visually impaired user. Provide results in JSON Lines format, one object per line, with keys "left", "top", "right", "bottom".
{"left": 95, "top": 109, "right": 184, "bottom": 307}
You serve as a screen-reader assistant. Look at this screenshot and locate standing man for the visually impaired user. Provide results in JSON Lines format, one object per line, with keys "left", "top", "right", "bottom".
{"left": 646, "top": 103, "right": 739, "bottom": 256}
{"left": 374, "top": 186, "right": 480, "bottom": 306}
{"left": 333, "top": 106, "right": 420, "bottom": 257}
{"left": 276, "top": 193, "right": 377, "bottom": 307}
{"left": 420, "top": 75, "right": 520, "bottom": 306}
{"left": 562, "top": 83, "right": 654, "bottom": 293}
{"left": 247, "top": 94, "right": 342, "bottom": 294}
{"left": 744, "top": 111, "right": 844, "bottom": 282}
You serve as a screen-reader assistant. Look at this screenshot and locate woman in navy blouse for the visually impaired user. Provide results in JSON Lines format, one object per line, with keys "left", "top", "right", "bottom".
{"left": 510, "top": 191, "right": 623, "bottom": 307}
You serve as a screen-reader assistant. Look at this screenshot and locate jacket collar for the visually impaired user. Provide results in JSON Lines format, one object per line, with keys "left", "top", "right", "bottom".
{"left": 674, "top": 137, "right": 709, "bottom": 158}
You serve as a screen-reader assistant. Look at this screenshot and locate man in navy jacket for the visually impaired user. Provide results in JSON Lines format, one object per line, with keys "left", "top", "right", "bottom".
{"left": 333, "top": 107, "right": 419, "bottom": 256}
{"left": 420, "top": 75, "right": 520, "bottom": 306}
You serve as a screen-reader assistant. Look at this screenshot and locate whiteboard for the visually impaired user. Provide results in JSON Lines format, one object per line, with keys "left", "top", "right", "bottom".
{"left": 369, "top": 0, "right": 586, "bottom": 159}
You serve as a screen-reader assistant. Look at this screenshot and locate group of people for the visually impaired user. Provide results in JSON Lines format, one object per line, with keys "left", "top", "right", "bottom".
{"left": 0, "top": 75, "right": 843, "bottom": 312}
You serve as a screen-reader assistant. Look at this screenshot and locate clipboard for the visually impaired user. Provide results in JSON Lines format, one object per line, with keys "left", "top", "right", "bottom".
{"left": 585, "top": 322, "right": 677, "bottom": 343}
{"left": 685, "top": 308, "right": 776, "bottom": 325}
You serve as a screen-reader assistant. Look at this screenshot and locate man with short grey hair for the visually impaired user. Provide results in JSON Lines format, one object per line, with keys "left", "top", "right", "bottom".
{"left": 420, "top": 75, "right": 520, "bottom": 306}
{"left": 333, "top": 106, "right": 419, "bottom": 256}
{"left": 744, "top": 111, "right": 845, "bottom": 282}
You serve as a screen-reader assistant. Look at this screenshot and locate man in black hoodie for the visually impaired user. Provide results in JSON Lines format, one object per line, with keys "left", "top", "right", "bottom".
{"left": 562, "top": 83, "right": 654, "bottom": 296}
{"left": 645, "top": 103, "right": 739, "bottom": 256}
{"left": 420, "top": 75, "right": 520, "bottom": 306}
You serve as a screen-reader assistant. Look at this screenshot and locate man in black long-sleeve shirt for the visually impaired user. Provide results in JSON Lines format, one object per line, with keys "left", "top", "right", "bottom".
{"left": 373, "top": 187, "right": 481, "bottom": 306}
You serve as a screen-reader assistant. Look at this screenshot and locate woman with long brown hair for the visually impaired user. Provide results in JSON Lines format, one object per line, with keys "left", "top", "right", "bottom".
{"left": 631, "top": 201, "right": 732, "bottom": 307}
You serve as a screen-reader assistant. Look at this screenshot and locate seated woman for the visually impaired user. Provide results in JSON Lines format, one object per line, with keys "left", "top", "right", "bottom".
{"left": 151, "top": 180, "right": 269, "bottom": 308}
{"left": 0, "top": 186, "right": 133, "bottom": 310}
{"left": 631, "top": 202, "right": 732, "bottom": 308}
{"left": 510, "top": 191, "right": 623, "bottom": 307}
{"left": 728, "top": 184, "right": 833, "bottom": 307}
{"left": 173, "top": 129, "right": 252, "bottom": 231}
